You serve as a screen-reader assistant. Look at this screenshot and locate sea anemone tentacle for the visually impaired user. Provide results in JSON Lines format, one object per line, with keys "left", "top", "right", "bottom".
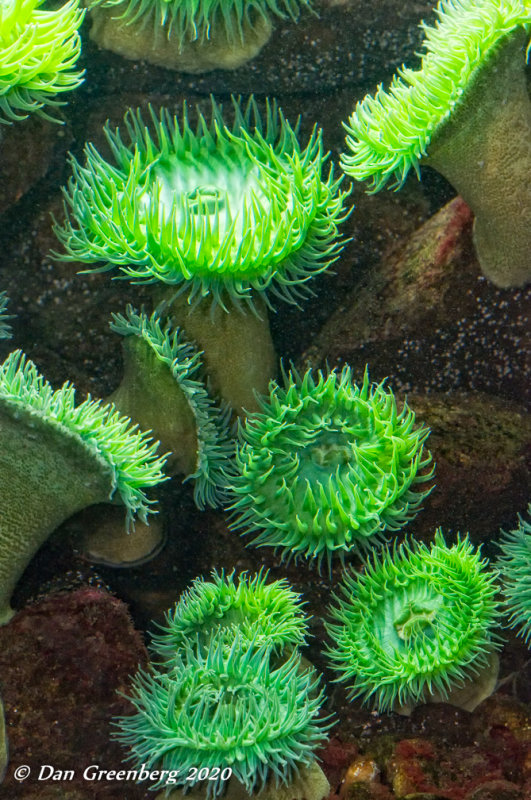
{"left": 497, "top": 507, "right": 531, "bottom": 645}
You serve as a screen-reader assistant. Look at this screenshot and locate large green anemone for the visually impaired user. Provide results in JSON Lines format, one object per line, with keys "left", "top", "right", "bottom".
{"left": 341, "top": 0, "right": 531, "bottom": 287}
{"left": 497, "top": 507, "right": 531, "bottom": 645}
{"left": 151, "top": 569, "right": 308, "bottom": 663}
{"left": 54, "top": 97, "right": 348, "bottom": 311}
{"left": 114, "top": 632, "right": 331, "bottom": 797}
{"left": 0, "top": 0, "right": 84, "bottom": 123}
{"left": 228, "top": 366, "right": 433, "bottom": 571}
{"left": 326, "top": 532, "right": 501, "bottom": 712}
{"left": 109, "top": 306, "right": 233, "bottom": 510}
{"left": 0, "top": 349, "right": 168, "bottom": 623}
{"left": 86, "top": 0, "right": 313, "bottom": 72}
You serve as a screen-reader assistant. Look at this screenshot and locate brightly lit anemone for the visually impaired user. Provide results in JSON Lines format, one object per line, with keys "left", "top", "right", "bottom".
{"left": 342, "top": 0, "right": 531, "bottom": 287}
{"left": 0, "top": 0, "right": 84, "bottom": 123}
{"left": 0, "top": 349, "right": 168, "bottom": 623}
{"left": 86, "top": 0, "right": 313, "bottom": 73}
{"left": 110, "top": 306, "right": 233, "bottom": 510}
{"left": 228, "top": 366, "right": 433, "bottom": 571}
{"left": 326, "top": 532, "right": 501, "bottom": 712}
{"left": 54, "top": 96, "right": 349, "bottom": 312}
{"left": 497, "top": 507, "right": 531, "bottom": 645}
{"left": 114, "top": 633, "right": 331, "bottom": 797}
{"left": 151, "top": 569, "right": 308, "bottom": 663}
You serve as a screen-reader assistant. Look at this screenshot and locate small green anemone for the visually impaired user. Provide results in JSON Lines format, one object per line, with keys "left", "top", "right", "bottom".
{"left": 110, "top": 306, "right": 233, "bottom": 509}
{"left": 114, "top": 632, "right": 331, "bottom": 797}
{"left": 0, "top": 293, "right": 13, "bottom": 340}
{"left": 0, "top": 349, "right": 168, "bottom": 623}
{"left": 497, "top": 507, "right": 531, "bottom": 645}
{"left": 151, "top": 569, "right": 308, "bottom": 663}
{"left": 54, "top": 96, "right": 349, "bottom": 311}
{"left": 341, "top": 0, "right": 531, "bottom": 287}
{"left": 0, "top": 0, "right": 84, "bottom": 123}
{"left": 326, "top": 532, "right": 501, "bottom": 712}
{"left": 228, "top": 366, "right": 433, "bottom": 571}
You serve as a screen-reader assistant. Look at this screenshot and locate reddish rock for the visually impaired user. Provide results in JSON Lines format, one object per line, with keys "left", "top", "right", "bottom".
{"left": 0, "top": 587, "right": 149, "bottom": 799}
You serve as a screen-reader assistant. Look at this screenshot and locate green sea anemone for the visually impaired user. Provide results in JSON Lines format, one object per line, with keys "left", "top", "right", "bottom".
{"left": 109, "top": 306, "right": 233, "bottom": 509}
{"left": 326, "top": 532, "right": 501, "bottom": 712}
{"left": 228, "top": 366, "right": 433, "bottom": 571}
{"left": 341, "top": 0, "right": 531, "bottom": 288}
{"left": 86, "top": 0, "right": 312, "bottom": 73}
{"left": 0, "top": 0, "right": 84, "bottom": 123}
{"left": 497, "top": 507, "right": 531, "bottom": 645}
{"left": 54, "top": 96, "right": 349, "bottom": 413}
{"left": 151, "top": 569, "right": 308, "bottom": 663}
{"left": 0, "top": 349, "right": 168, "bottom": 624}
{"left": 115, "top": 632, "right": 331, "bottom": 797}
{"left": 55, "top": 97, "right": 347, "bottom": 311}
{"left": 0, "top": 293, "right": 12, "bottom": 340}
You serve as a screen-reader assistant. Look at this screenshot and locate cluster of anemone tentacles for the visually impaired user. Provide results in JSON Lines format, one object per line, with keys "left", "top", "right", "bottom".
{"left": 0, "top": 0, "right": 84, "bottom": 123}
{"left": 114, "top": 570, "right": 331, "bottom": 798}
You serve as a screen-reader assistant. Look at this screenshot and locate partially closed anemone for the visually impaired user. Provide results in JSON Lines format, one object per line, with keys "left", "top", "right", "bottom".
{"left": 114, "top": 632, "right": 330, "bottom": 797}
{"left": 54, "top": 96, "right": 349, "bottom": 312}
{"left": 151, "top": 569, "right": 308, "bottom": 663}
{"left": 341, "top": 0, "right": 531, "bottom": 287}
{"left": 0, "top": 350, "right": 168, "bottom": 623}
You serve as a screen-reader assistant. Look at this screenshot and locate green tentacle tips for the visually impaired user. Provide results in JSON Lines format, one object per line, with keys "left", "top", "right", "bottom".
{"left": 151, "top": 568, "right": 308, "bottom": 663}
{"left": 341, "top": 0, "right": 531, "bottom": 192}
{"left": 497, "top": 507, "right": 531, "bottom": 645}
{"left": 0, "top": 293, "right": 13, "bottom": 340}
{"left": 110, "top": 306, "right": 234, "bottom": 509}
{"left": 114, "top": 632, "right": 331, "bottom": 797}
{"left": 228, "top": 366, "right": 434, "bottom": 571}
{"left": 53, "top": 96, "right": 350, "bottom": 311}
{"left": 326, "top": 532, "right": 501, "bottom": 712}
{"left": 0, "top": 0, "right": 85, "bottom": 123}
{"left": 0, "top": 350, "right": 168, "bottom": 524}
{"left": 87, "top": 0, "right": 313, "bottom": 46}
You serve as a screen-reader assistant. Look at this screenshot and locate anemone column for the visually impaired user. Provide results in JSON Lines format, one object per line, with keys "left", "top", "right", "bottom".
{"left": 425, "top": 30, "right": 531, "bottom": 288}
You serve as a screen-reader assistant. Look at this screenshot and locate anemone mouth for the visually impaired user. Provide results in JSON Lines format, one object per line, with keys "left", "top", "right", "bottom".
{"left": 54, "top": 97, "right": 350, "bottom": 310}
{"left": 229, "top": 367, "right": 433, "bottom": 571}
{"left": 326, "top": 533, "right": 501, "bottom": 711}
